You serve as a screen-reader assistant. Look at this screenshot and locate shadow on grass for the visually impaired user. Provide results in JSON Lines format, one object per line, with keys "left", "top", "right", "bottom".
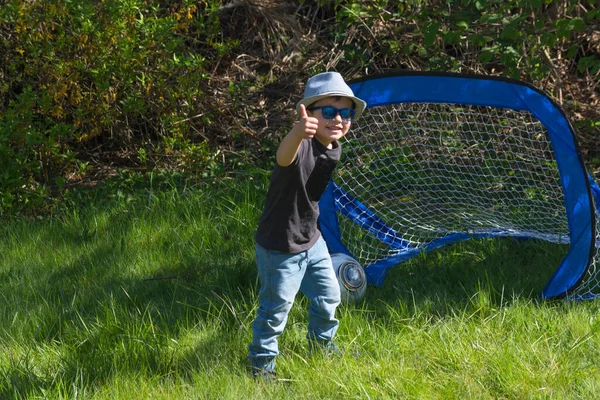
{"left": 0, "top": 179, "right": 263, "bottom": 398}
{"left": 364, "top": 237, "right": 568, "bottom": 318}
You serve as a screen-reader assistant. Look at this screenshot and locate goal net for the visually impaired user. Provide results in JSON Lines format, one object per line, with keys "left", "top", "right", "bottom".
{"left": 319, "top": 73, "right": 599, "bottom": 300}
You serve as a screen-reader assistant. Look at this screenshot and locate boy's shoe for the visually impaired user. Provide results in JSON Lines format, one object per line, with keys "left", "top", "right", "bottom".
{"left": 252, "top": 368, "right": 277, "bottom": 384}
{"left": 308, "top": 339, "right": 343, "bottom": 357}
{"left": 308, "top": 340, "right": 361, "bottom": 358}
{"left": 249, "top": 356, "right": 276, "bottom": 383}
{"left": 323, "top": 341, "right": 343, "bottom": 356}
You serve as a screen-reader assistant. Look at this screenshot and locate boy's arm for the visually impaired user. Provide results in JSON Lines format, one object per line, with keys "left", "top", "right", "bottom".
{"left": 276, "top": 104, "right": 319, "bottom": 167}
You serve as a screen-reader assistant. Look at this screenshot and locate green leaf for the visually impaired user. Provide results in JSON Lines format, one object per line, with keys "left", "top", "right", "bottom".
{"left": 444, "top": 31, "right": 462, "bottom": 45}
{"left": 479, "top": 51, "right": 494, "bottom": 63}
{"left": 423, "top": 22, "right": 440, "bottom": 46}
{"left": 540, "top": 32, "right": 556, "bottom": 48}
{"left": 468, "top": 34, "right": 486, "bottom": 47}
{"left": 500, "top": 25, "right": 520, "bottom": 41}
{"left": 456, "top": 21, "right": 468, "bottom": 30}
{"left": 572, "top": 17, "right": 585, "bottom": 33}
{"left": 533, "top": 17, "right": 547, "bottom": 30}
{"left": 567, "top": 45, "right": 579, "bottom": 59}
{"left": 530, "top": 0, "right": 542, "bottom": 8}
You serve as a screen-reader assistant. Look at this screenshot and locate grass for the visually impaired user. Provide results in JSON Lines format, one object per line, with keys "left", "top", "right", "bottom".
{"left": 1, "top": 173, "right": 599, "bottom": 399}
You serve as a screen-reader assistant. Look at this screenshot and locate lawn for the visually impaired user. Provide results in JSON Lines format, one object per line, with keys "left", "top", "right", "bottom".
{"left": 1, "top": 173, "right": 599, "bottom": 399}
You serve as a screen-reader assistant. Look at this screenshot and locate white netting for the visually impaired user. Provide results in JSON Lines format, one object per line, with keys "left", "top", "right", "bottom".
{"left": 332, "top": 102, "right": 600, "bottom": 299}
{"left": 573, "top": 207, "right": 600, "bottom": 299}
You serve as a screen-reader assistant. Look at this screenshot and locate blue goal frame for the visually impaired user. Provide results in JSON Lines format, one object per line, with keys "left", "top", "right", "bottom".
{"left": 318, "top": 72, "right": 596, "bottom": 299}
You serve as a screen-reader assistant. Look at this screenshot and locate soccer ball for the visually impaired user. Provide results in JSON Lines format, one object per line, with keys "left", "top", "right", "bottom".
{"left": 331, "top": 253, "right": 367, "bottom": 304}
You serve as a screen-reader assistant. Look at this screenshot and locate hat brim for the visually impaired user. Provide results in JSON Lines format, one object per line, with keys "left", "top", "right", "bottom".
{"left": 296, "top": 92, "right": 367, "bottom": 120}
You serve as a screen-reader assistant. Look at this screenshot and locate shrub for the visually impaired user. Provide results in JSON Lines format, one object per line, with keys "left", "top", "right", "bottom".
{"left": 0, "top": 0, "right": 598, "bottom": 215}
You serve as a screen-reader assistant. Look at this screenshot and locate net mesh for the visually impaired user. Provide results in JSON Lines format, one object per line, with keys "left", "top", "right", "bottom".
{"left": 577, "top": 209, "right": 600, "bottom": 298}
{"left": 332, "top": 102, "right": 600, "bottom": 299}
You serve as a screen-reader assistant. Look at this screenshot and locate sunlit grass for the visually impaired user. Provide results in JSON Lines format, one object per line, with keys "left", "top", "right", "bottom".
{"left": 1, "top": 174, "right": 599, "bottom": 399}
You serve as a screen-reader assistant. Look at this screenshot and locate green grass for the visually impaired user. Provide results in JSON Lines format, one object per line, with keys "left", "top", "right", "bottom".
{"left": 1, "top": 174, "right": 599, "bottom": 399}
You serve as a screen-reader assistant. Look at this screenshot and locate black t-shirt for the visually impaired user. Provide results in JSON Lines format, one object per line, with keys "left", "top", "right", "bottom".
{"left": 255, "top": 138, "right": 342, "bottom": 253}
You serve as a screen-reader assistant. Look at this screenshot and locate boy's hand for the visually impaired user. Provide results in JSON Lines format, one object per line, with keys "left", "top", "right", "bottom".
{"left": 276, "top": 104, "right": 319, "bottom": 166}
{"left": 293, "top": 104, "right": 319, "bottom": 139}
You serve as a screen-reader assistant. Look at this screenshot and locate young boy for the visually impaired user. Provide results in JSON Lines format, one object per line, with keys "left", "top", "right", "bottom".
{"left": 248, "top": 71, "right": 367, "bottom": 379}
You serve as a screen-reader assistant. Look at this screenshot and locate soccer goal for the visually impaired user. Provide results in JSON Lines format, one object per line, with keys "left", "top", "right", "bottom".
{"left": 319, "top": 72, "right": 600, "bottom": 300}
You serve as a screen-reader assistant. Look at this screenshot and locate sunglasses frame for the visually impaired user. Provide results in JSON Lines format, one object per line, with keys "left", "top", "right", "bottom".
{"left": 307, "top": 106, "right": 356, "bottom": 122}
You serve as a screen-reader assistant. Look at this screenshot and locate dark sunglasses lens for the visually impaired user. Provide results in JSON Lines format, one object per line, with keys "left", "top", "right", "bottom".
{"left": 320, "top": 107, "right": 355, "bottom": 121}
{"left": 321, "top": 107, "right": 336, "bottom": 119}
{"left": 340, "top": 109, "right": 355, "bottom": 120}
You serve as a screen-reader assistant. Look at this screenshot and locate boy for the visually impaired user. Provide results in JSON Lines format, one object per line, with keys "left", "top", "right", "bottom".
{"left": 248, "top": 71, "right": 367, "bottom": 379}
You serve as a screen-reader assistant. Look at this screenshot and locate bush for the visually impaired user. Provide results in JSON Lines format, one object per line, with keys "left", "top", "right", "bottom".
{"left": 1, "top": 0, "right": 598, "bottom": 215}
{"left": 0, "top": 0, "right": 231, "bottom": 215}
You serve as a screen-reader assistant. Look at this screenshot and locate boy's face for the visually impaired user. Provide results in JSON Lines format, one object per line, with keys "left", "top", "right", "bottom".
{"left": 308, "top": 96, "right": 354, "bottom": 148}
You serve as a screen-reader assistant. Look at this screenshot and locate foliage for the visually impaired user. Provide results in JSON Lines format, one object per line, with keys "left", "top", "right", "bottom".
{"left": 0, "top": 0, "right": 231, "bottom": 214}
{"left": 0, "top": 0, "right": 599, "bottom": 215}
{"left": 327, "top": 0, "right": 600, "bottom": 90}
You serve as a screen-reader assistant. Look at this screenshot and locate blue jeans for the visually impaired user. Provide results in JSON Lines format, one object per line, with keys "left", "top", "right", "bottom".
{"left": 248, "top": 236, "right": 341, "bottom": 372}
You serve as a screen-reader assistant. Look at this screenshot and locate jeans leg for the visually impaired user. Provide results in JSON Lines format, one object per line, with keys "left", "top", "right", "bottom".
{"left": 300, "top": 236, "right": 341, "bottom": 346}
{"left": 248, "top": 244, "right": 306, "bottom": 371}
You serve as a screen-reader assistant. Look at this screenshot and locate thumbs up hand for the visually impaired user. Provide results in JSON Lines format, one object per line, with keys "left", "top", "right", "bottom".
{"left": 275, "top": 104, "right": 320, "bottom": 166}
{"left": 293, "top": 104, "right": 319, "bottom": 140}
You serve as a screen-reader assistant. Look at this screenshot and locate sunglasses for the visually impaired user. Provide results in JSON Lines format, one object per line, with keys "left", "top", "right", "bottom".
{"left": 307, "top": 106, "right": 356, "bottom": 122}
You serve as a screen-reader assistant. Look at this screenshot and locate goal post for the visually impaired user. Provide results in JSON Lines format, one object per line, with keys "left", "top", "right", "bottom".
{"left": 318, "top": 72, "right": 599, "bottom": 300}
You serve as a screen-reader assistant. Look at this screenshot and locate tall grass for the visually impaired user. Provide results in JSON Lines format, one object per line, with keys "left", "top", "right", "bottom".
{"left": 1, "top": 174, "right": 599, "bottom": 399}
